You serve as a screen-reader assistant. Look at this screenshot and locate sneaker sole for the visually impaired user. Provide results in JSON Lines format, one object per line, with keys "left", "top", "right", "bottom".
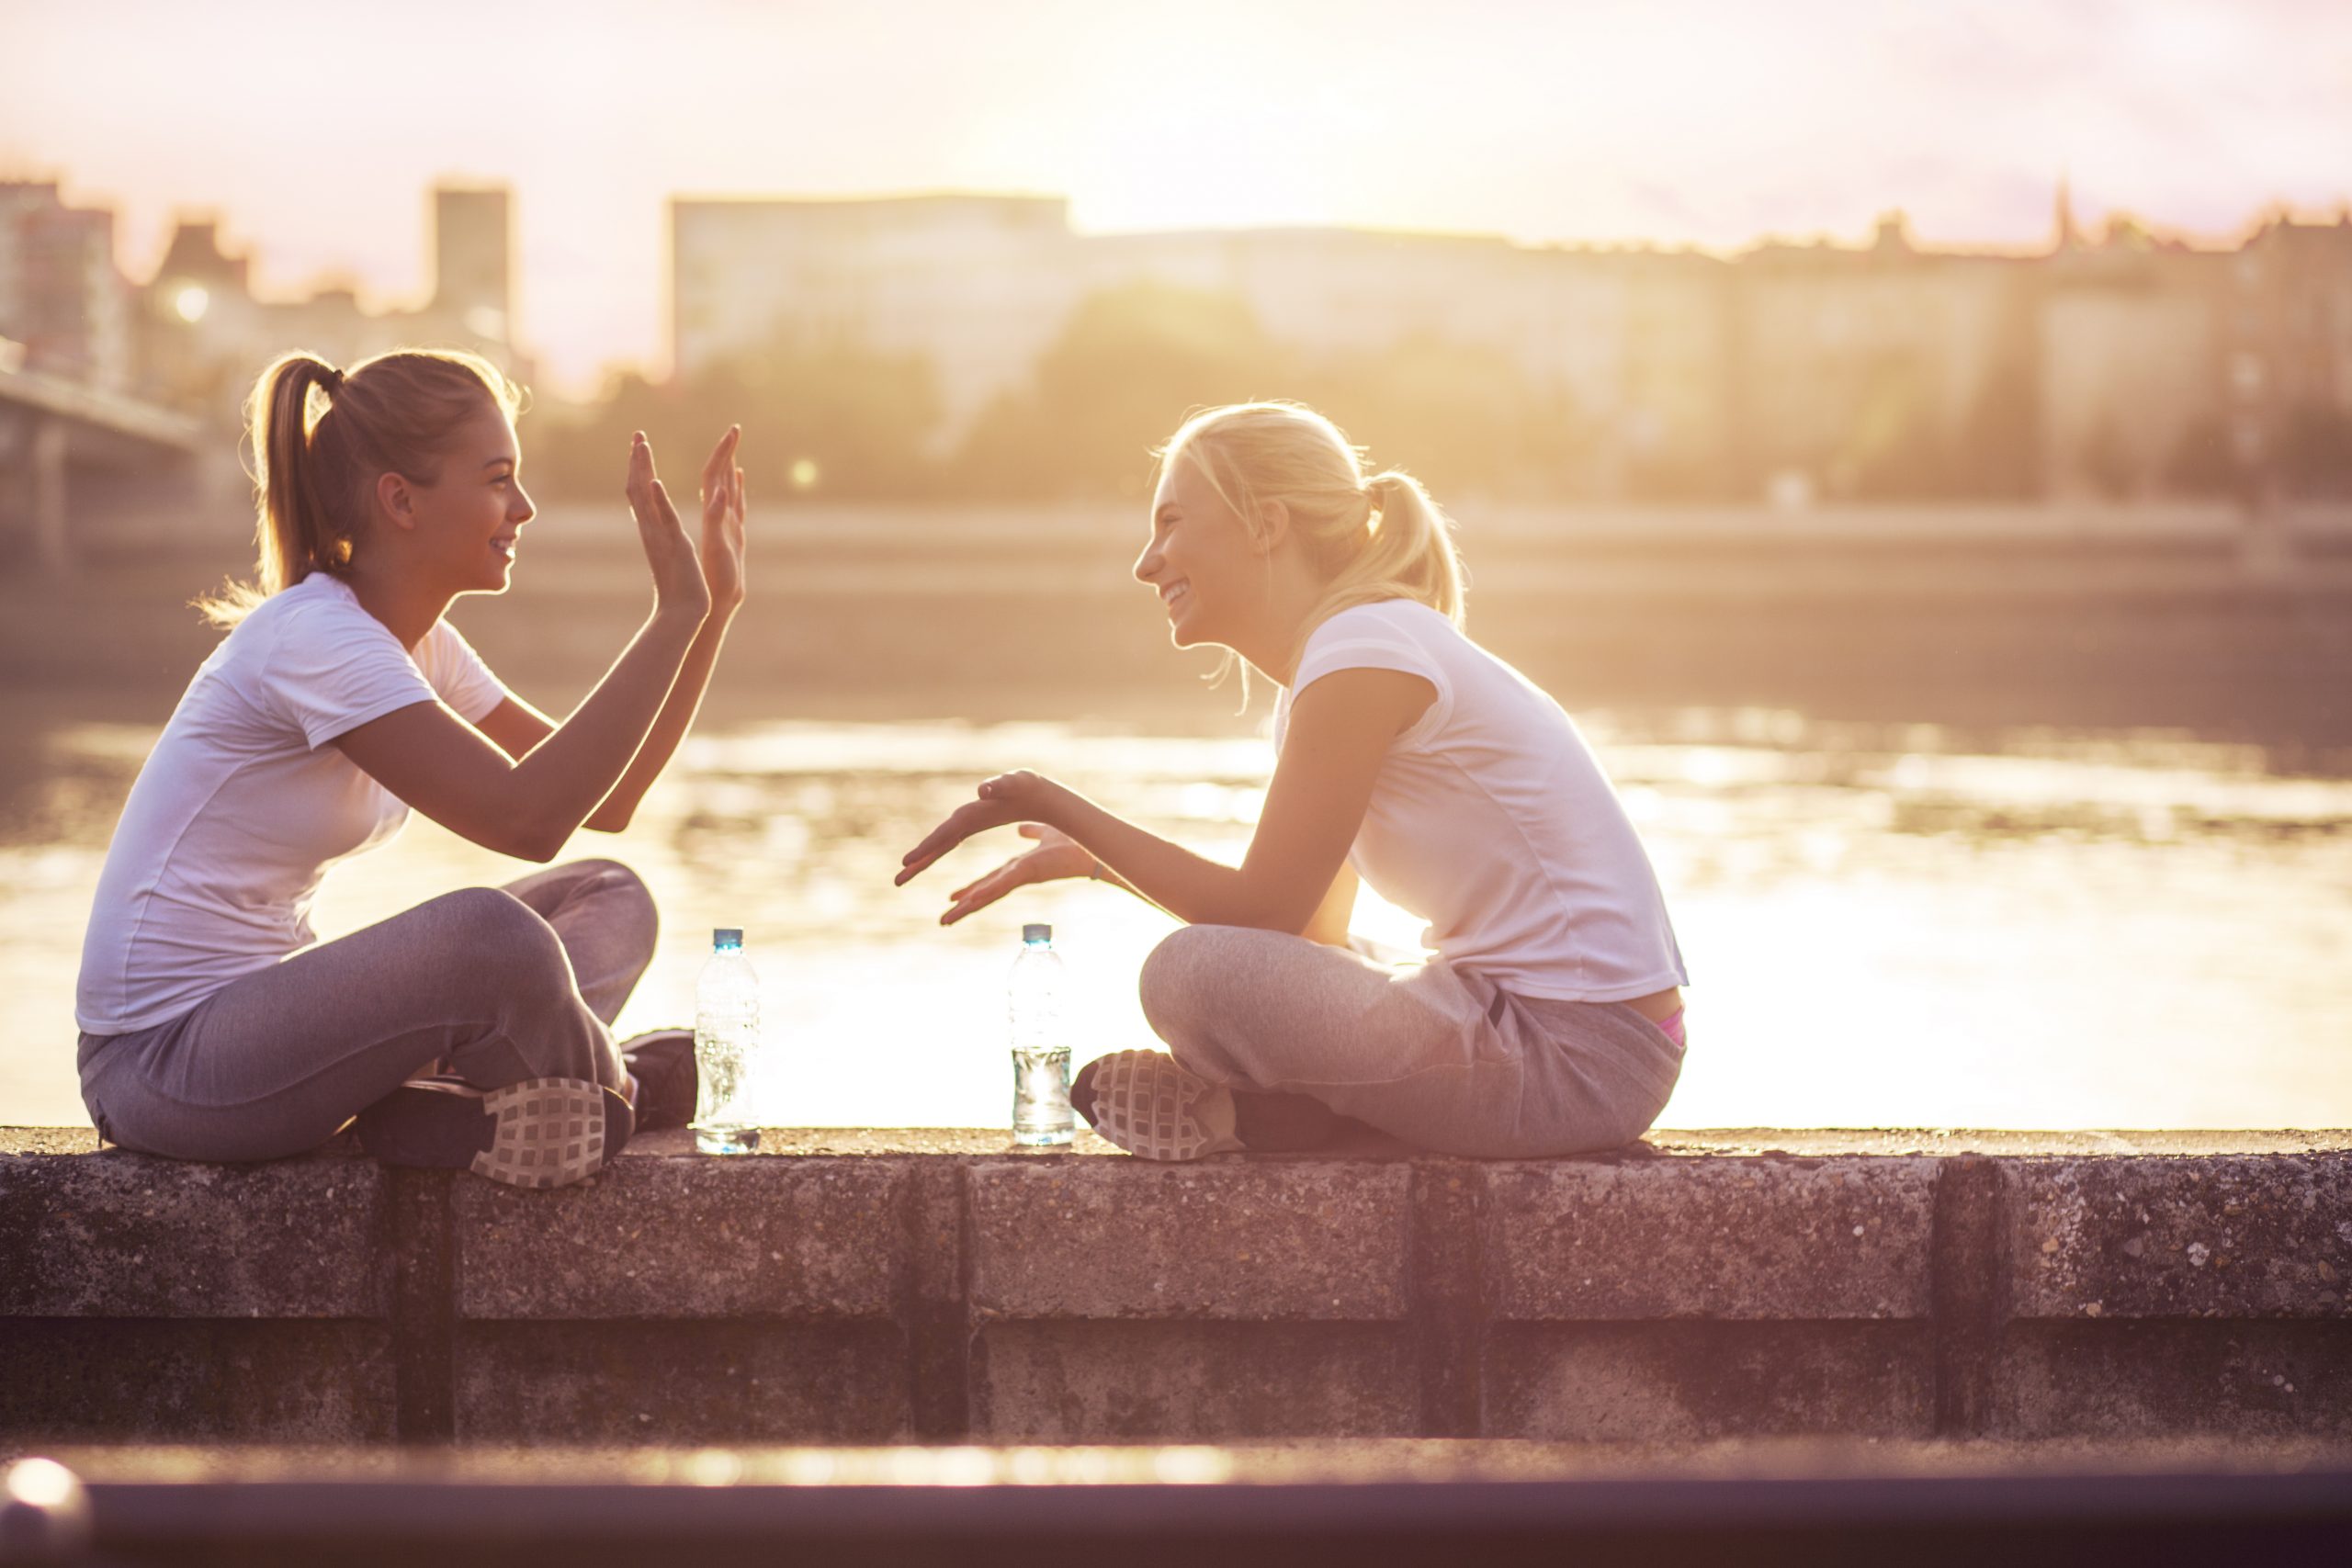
{"left": 1085, "top": 1050, "right": 1242, "bottom": 1161}
{"left": 471, "top": 1077, "right": 616, "bottom": 1189}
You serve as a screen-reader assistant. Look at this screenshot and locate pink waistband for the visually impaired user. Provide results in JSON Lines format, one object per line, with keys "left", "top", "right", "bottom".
{"left": 1652, "top": 1007, "right": 1686, "bottom": 1048}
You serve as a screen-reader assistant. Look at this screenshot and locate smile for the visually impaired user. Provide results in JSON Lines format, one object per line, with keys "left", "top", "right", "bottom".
{"left": 490, "top": 537, "right": 516, "bottom": 560}
{"left": 1159, "top": 579, "right": 1191, "bottom": 610}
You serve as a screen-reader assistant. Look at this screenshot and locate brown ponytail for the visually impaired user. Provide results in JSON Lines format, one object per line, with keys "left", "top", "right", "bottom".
{"left": 198, "top": 346, "right": 523, "bottom": 627}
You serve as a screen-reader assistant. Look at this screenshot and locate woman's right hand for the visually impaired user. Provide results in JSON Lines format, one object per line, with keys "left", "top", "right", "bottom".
{"left": 939, "top": 824, "right": 1099, "bottom": 925}
{"left": 625, "top": 433, "right": 712, "bottom": 622}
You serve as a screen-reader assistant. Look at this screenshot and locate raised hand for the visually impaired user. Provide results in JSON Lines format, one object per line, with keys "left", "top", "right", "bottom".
{"left": 624, "top": 433, "right": 711, "bottom": 621}
{"left": 697, "top": 425, "right": 747, "bottom": 611}
{"left": 895, "top": 771, "right": 1065, "bottom": 906}
{"left": 936, "top": 823, "right": 1097, "bottom": 925}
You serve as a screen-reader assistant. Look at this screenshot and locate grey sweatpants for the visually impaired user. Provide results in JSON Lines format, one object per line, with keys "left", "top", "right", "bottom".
{"left": 1138, "top": 924, "right": 1686, "bottom": 1158}
{"left": 78, "top": 860, "right": 654, "bottom": 1162}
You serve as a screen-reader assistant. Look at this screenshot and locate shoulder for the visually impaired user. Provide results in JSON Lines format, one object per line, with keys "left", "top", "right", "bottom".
{"left": 258, "top": 573, "right": 386, "bottom": 642}
{"left": 1297, "top": 599, "right": 1453, "bottom": 682}
{"left": 1307, "top": 598, "right": 1433, "bottom": 647}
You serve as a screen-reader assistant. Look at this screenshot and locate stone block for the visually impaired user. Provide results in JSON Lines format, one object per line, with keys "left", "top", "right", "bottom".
{"left": 453, "top": 1320, "right": 909, "bottom": 1444}
{"left": 453, "top": 1154, "right": 902, "bottom": 1320}
{"left": 1482, "top": 1157, "right": 1938, "bottom": 1321}
{"left": 1993, "top": 1320, "right": 2352, "bottom": 1438}
{"left": 970, "top": 1320, "right": 1420, "bottom": 1439}
{"left": 1483, "top": 1321, "right": 1934, "bottom": 1440}
{"left": 0, "top": 1319, "right": 394, "bottom": 1443}
{"left": 967, "top": 1159, "right": 1412, "bottom": 1319}
{"left": 2006, "top": 1155, "right": 2352, "bottom": 1319}
{"left": 0, "top": 1147, "right": 387, "bottom": 1318}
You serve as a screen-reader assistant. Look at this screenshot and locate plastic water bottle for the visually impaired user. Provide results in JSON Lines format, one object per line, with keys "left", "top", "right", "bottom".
{"left": 1008, "top": 923, "right": 1074, "bottom": 1146}
{"left": 693, "top": 928, "right": 761, "bottom": 1155}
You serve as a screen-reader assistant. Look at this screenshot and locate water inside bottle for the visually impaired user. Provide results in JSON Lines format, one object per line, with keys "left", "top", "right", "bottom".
{"left": 1011, "top": 1044, "right": 1074, "bottom": 1145}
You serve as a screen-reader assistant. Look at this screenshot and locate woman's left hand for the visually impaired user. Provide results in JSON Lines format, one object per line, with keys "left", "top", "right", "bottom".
{"left": 697, "top": 425, "right": 748, "bottom": 611}
{"left": 896, "top": 771, "right": 1063, "bottom": 889}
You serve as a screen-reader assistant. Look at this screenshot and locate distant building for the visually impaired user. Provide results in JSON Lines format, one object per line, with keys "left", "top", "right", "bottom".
{"left": 143, "top": 185, "right": 523, "bottom": 423}
{"left": 2038, "top": 231, "right": 2224, "bottom": 498}
{"left": 672, "top": 194, "right": 1085, "bottom": 453}
{"left": 672, "top": 193, "right": 1734, "bottom": 484}
{"left": 431, "top": 186, "right": 513, "bottom": 340}
{"left": 2223, "top": 212, "right": 2352, "bottom": 491}
{"left": 1726, "top": 215, "right": 2036, "bottom": 500}
{"left": 665, "top": 185, "right": 2352, "bottom": 501}
{"left": 0, "top": 182, "right": 133, "bottom": 393}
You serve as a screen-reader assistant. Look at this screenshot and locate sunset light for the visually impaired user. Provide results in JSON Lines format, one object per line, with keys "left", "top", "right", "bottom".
{"left": 6, "top": 0, "right": 2348, "bottom": 390}
{"left": 4, "top": 0, "right": 2351, "bottom": 1522}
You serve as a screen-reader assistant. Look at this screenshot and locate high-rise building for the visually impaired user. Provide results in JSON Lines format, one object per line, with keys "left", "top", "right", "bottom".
{"left": 0, "top": 182, "right": 133, "bottom": 392}
{"left": 432, "top": 186, "right": 512, "bottom": 339}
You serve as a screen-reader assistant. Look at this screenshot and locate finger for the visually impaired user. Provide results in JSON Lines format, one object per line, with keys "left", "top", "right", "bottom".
{"left": 944, "top": 871, "right": 1017, "bottom": 922}
{"left": 701, "top": 425, "right": 740, "bottom": 496}
{"left": 625, "top": 433, "right": 652, "bottom": 504}
{"left": 1017, "top": 823, "right": 1046, "bottom": 840}
{"left": 731, "top": 464, "right": 747, "bottom": 524}
{"left": 647, "top": 477, "right": 684, "bottom": 533}
{"left": 896, "top": 824, "right": 967, "bottom": 881}
{"left": 895, "top": 849, "right": 949, "bottom": 886}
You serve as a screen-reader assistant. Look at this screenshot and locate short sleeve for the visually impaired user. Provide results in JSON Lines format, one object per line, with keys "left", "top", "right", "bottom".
{"left": 418, "top": 618, "right": 511, "bottom": 725}
{"left": 262, "top": 594, "right": 440, "bottom": 750}
{"left": 1290, "top": 607, "right": 1452, "bottom": 749}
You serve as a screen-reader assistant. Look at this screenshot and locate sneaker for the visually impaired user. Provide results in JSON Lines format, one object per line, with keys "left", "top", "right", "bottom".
{"left": 616, "top": 1028, "right": 696, "bottom": 1132}
{"left": 356, "top": 1076, "right": 630, "bottom": 1189}
{"left": 1069, "top": 1050, "right": 1244, "bottom": 1161}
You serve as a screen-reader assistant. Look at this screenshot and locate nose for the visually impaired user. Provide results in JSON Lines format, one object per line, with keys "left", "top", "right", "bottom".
{"left": 510, "top": 483, "right": 536, "bottom": 526}
{"left": 1132, "top": 538, "right": 1161, "bottom": 585}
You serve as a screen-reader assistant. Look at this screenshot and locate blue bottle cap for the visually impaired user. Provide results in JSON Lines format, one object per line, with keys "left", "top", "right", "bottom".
{"left": 1023, "top": 923, "right": 1052, "bottom": 943}
{"left": 712, "top": 928, "right": 743, "bottom": 949}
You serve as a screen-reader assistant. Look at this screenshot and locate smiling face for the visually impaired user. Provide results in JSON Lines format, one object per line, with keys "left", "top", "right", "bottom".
{"left": 1134, "top": 448, "right": 1266, "bottom": 650}
{"left": 399, "top": 401, "right": 534, "bottom": 596}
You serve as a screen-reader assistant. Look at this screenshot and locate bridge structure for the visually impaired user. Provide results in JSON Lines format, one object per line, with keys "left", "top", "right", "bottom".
{"left": 0, "top": 364, "right": 205, "bottom": 576}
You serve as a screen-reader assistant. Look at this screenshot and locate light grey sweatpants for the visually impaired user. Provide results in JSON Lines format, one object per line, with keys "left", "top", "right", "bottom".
{"left": 78, "top": 859, "right": 654, "bottom": 1163}
{"left": 1138, "top": 924, "right": 1686, "bottom": 1158}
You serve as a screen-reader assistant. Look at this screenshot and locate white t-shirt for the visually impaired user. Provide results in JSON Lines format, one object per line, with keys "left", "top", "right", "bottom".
{"left": 1273, "top": 599, "right": 1687, "bottom": 1003}
{"left": 76, "top": 573, "right": 509, "bottom": 1035}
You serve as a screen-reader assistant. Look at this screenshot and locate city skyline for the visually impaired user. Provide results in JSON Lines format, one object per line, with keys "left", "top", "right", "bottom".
{"left": 6, "top": 0, "right": 2349, "bottom": 394}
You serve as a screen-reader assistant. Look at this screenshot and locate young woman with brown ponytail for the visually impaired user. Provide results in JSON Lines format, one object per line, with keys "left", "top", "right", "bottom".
{"left": 74, "top": 348, "right": 747, "bottom": 1188}
{"left": 898, "top": 400, "right": 1686, "bottom": 1161}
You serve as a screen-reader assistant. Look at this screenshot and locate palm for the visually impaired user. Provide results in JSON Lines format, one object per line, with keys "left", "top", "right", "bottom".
{"left": 938, "top": 825, "right": 1095, "bottom": 925}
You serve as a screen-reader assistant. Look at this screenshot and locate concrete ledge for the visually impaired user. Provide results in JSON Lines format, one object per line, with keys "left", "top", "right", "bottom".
{"left": 3, "top": 1128, "right": 2347, "bottom": 1445}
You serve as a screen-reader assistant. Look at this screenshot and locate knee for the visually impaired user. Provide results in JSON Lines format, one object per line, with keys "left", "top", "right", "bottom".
{"left": 1137, "top": 924, "right": 1246, "bottom": 1042}
{"left": 424, "top": 887, "right": 572, "bottom": 993}
{"left": 568, "top": 857, "right": 659, "bottom": 944}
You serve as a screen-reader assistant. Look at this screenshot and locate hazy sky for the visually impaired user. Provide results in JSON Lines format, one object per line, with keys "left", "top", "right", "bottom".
{"left": 6, "top": 0, "right": 2348, "bottom": 393}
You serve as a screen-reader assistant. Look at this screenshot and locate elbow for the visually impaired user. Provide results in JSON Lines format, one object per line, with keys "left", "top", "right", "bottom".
{"left": 503, "top": 813, "right": 575, "bottom": 864}
{"left": 582, "top": 807, "right": 632, "bottom": 835}
{"left": 1238, "top": 897, "right": 1323, "bottom": 939}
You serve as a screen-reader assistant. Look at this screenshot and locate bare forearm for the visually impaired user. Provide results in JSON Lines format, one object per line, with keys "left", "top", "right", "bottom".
{"left": 1045, "top": 787, "right": 1310, "bottom": 933}
{"left": 511, "top": 606, "right": 702, "bottom": 840}
{"left": 586, "top": 604, "right": 734, "bottom": 830}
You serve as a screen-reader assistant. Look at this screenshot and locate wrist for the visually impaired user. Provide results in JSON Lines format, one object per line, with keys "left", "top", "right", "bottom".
{"left": 652, "top": 600, "right": 708, "bottom": 636}
{"left": 1035, "top": 779, "right": 1081, "bottom": 831}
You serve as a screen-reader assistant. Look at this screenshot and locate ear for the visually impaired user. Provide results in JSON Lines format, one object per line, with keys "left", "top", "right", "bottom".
{"left": 375, "top": 470, "right": 415, "bottom": 533}
{"left": 1252, "top": 498, "right": 1290, "bottom": 555}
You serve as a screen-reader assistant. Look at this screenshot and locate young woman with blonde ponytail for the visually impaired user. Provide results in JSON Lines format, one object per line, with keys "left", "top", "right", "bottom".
{"left": 74, "top": 348, "right": 748, "bottom": 1187}
{"left": 899, "top": 400, "right": 1686, "bottom": 1160}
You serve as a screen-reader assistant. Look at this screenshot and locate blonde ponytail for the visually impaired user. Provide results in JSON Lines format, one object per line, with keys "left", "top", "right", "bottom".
{"left": 1327, "top": 468, "right": 1464, "bottom": 629}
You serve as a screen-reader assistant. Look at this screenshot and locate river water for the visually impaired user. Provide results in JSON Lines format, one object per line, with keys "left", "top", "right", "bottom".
{"left": 5, "top": 707, "right": 2348, "bottom": 1132}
